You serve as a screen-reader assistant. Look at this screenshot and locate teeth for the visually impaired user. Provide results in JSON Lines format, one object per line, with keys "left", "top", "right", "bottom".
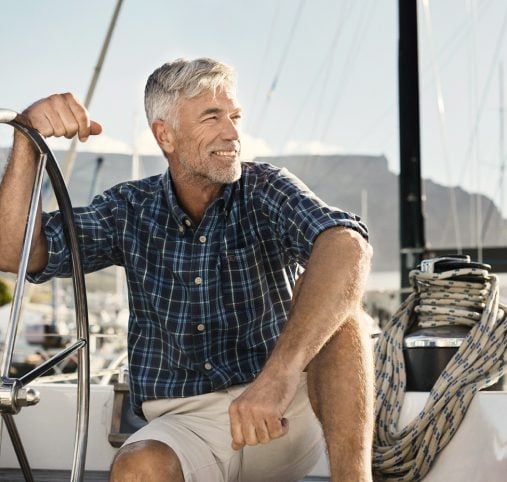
{"left": 214, "top": 151, "right": 236, "bottom": 156}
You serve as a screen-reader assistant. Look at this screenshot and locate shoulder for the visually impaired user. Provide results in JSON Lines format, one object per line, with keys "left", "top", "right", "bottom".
{"left": 240, "top": 161, "right": 309, "bottom": 194}
{"left": 98, "top": 172, "right": 165, "bottom": 207}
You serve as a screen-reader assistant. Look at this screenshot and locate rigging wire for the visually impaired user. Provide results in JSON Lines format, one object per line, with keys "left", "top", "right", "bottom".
{"left": 278, "top": 0, "right": 354, "bottom": 154}
{"left": 47, "top": 0, "right": 124, "bottom": 210}
{"left": 306, "top": 0, "right": 378, "bottom": 193}
{"left": 421, "top": 0, "right": 462, "bottom": 251}
{"left": 278, "top": 0, "right": 355, "bottom": 183}
{"left": 500, "top": 63, "right": 506, "bottom": 221}
{"left": 481, "top": 63, "right": 506, "bottom": 240}
{"left": 470, "top": 0, "right": 483, "bottom": 261}
{"left": 306, "top": 0, "right": 355, "bottom": 142}
{"left": 250, "top": 0, "right": 306, "bottom": 137}
{"left": 437, "top": 1, "right": 507, "bottom": 265}
{"left": 310, "top": 1, "right": 496, "bottom": 238}
{"left": 319, "top": 0, "right": 377, "bottom": 143}
{"left": 352, "top": 0, "right": 494, "bottom": 152}
{"left": 456, "top": 2, "right": 507, "bottom": 206}
{"left": 246, "top": 2, "right": 281, "bottom": 132}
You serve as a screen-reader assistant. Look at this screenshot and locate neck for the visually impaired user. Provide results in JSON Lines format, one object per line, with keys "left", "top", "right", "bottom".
{"left": 170, "top": 168, "right": 224, "bottom": 224}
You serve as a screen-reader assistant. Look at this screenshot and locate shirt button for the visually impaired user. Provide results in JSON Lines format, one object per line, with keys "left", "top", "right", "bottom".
{"left": 199, "top": 235, "right": 207, "bottom": 243}
{"left": 204, "top": 362, "right": 212, "bottom": 370}
{"left": 178, "top": 226, "right": 185, "bottom": 234}
{"left": 197, "top": 323, "right": 205, "bottom": 332}
{"left": 194, "top": 276, "right": 203, "bottom": 285}
{"left": 184, "top": 218, "right": 192, "bottom": 227}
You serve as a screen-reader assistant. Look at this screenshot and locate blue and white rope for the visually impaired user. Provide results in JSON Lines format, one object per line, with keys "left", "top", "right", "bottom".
{"left": 372, "top": 267, "right": 507, "bottom": 481}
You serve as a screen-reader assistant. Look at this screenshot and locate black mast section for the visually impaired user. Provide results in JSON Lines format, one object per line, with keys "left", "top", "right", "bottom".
{"left": 398, "top": 0, "right": 426, "bottom": 288}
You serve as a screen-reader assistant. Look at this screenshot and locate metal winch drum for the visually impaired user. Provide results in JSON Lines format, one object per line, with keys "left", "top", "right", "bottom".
{"left": 403, "top": 255, "right": 505, "bottom": 392}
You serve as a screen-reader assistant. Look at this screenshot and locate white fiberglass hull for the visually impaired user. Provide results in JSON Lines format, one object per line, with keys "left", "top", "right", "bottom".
{"left": 0, "top": 385, "right": 506, "bottom": 480}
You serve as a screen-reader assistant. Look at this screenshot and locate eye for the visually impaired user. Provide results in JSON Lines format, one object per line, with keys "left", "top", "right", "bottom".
{"left": 203, "top": 115, "right": 218, "bottom": 122}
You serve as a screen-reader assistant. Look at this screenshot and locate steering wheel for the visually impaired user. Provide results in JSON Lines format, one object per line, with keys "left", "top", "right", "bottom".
{"left": 0, "top": 109, "right": 90, "bottom": 482}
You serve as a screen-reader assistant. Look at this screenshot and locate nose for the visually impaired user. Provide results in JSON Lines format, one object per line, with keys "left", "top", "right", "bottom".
{"left": 221, "top": 117, "right": 240, "bottom": 141}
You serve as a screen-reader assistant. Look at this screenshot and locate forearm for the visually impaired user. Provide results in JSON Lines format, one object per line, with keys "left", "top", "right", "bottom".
{"left": 228, "top": 226, "right": 372, "bottom": 450}
{"left": 0, "top": 131, "right": 48, "bottom": 273}
{"left": 262, "top": 227, "right": 372, "bottom": 376}
{"left": 0, "top": 93, "right": 102, "bottom": 274}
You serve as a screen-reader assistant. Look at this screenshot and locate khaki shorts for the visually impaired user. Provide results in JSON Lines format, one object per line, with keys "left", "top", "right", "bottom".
{"left": 124, "top": 373, "right": 325, "bottom": 482}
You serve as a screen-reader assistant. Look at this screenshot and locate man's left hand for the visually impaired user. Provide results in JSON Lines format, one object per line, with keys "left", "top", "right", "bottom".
{"left": 228, "top": 368, "right": 301, "bottom": 450}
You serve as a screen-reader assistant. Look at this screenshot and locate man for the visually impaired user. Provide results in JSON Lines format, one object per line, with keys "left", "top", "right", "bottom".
{"left": 0, "top": 58, "right": 374, "bottom": 481}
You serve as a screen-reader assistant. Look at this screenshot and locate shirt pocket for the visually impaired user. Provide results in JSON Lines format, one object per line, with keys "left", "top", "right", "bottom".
{"left": 219, "top": 243, "right": 271, "bottom": 320}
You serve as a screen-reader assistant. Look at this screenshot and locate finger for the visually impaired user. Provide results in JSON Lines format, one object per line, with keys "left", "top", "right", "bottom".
{"left": 231, "top": 440, "right": 244, "bottom": 451}
{"left": 228, "top": 404, "right": 245, "bottom": 451}
{"left": 23, "top": 103, "right": 62, "bottom": 138}
{"left": 241, "top": 418, "right": 259, "bottom": 446}
{"left": 54, "top": 92, "right": 87, "bottom": 139}
{"left": 62, "top": 93, "right": 102, "bottom": 139}
{"left": 53, "top": 108, "right": 77, "bottom": 139}
{"left": 27, "top": 111, "right": 56, "bottom": 138}
{"left": 90, "top": 120, "right": 103, "bottom": 136}
{"left": 266, "top": 416, "right": 289, "bottom": 441}
{"left": 24, "top": 94, "right": 77, "bottom": 138}
{"left": 63, "top": 93, "right": 92, "bottom": 141}
{"left": 252, "top": 417, "right": 271, "bottom": 445}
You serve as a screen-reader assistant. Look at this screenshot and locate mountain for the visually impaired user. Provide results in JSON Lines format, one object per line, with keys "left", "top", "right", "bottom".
{"left": 257, "top": 154, "right": 507, "bottom": 271}
{"left": 1, "top": 149, "right": 505, "bottom": 271}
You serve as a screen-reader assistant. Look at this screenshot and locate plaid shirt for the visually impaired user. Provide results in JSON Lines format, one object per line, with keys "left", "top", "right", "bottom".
{"left": 29, "top": 161, "right": 368, "bottom": 415}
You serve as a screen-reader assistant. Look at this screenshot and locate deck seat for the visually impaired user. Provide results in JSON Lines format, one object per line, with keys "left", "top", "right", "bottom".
{"left": 108, "top": 382, "right": 147, "bottom": 447}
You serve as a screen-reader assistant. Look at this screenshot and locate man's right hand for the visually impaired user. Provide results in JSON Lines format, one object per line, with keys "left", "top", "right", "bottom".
{"left": 0, "top": 92, "right": 102, "bottom": 274}
{"left": 21, "top": 92, "right": 102, "bottom": 141}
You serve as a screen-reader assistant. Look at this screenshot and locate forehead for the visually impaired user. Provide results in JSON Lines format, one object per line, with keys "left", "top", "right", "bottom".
{"left": 180, "top": 88, "right": 241, "bottom": 115}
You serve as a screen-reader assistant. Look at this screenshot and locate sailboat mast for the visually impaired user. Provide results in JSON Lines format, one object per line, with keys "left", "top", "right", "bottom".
{"left": 58, "top": 0, "right": 124, "bottom": 192}
{"left": 398, "top": 0, "right": 426, "bottom": 288}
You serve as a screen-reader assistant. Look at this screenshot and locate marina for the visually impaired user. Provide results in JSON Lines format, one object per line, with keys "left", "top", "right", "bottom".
{"left": 1, "top": 0, "right": 507, "bottom": 481}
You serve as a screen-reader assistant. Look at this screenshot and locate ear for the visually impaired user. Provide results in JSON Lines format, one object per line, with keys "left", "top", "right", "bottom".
{"left": 151, "top": 120, "right": 175, "bottom": 154}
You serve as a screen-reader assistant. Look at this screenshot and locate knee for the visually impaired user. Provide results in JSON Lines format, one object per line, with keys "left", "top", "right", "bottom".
{"left": 326, "top": 311, "right": 370, "bottom": 348}
{"left": 110, "top": 440, "right": 184, "bottom": 482}
{"left": 309, "top": 312, "right": 374, "bottom": 373}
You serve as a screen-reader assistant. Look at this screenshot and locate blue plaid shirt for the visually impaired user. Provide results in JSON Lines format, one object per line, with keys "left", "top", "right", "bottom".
{"left": 29, "top": 161, "right": 368, "bottom": 415}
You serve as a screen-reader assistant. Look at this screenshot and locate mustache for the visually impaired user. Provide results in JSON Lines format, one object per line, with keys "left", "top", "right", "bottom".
{"left": 209, "top": 141, "right": 241, "bottom": 153}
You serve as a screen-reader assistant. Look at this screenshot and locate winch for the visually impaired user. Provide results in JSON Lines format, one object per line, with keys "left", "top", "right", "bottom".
{"left": 402, "top": 255, "right": 504, "bottom": 391}
{"left": 372, "top": 254, "right": 507, "bottom": 481}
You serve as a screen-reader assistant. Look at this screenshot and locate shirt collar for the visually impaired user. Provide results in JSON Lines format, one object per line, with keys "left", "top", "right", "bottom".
{"left": 161, "top": 168, "right": 238, "bottom": 227}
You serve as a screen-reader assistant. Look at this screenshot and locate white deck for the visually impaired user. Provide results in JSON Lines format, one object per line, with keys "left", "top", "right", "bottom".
{"left": 0, "top": 385, "right": 506, "bottom": 480}
{"left": 397, "top": 391, "right": 507, "bottom": 481}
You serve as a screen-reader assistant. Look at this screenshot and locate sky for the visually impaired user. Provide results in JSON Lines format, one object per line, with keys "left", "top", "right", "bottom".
{"left": 1, "top": 0, "right": 507, "bottom": 214}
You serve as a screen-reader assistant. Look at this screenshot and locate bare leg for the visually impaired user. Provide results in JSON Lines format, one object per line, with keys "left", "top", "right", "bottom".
{"left": 109, "top": 440, "right": 184, "bottom": 482}
{"left": 307, "top": 314, "right": 374, "bottom": 481}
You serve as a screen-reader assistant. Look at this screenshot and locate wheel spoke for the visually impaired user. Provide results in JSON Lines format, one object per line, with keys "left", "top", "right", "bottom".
{"left": 2, "top": 413, "right": 34, "bottom": 482}
{"left": 19, "top": 339, "right": 86, "bottom": 387}
{"left": 0, "top": 154, "right": 47, "bottom": 379}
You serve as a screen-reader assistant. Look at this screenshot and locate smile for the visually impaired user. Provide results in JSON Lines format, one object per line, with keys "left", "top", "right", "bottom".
{"left": 212, "top": 150, "right": 237, "bottom": 157}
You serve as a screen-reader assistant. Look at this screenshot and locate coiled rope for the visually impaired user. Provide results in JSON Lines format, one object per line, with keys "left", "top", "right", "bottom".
{"left": 372, "top": 266, "right": 507, "bottom": 481}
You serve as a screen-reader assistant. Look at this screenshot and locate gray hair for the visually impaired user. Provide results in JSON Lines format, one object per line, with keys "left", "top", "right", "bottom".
{"left": 144, "top": 58, "right": 237, "bottom": 128}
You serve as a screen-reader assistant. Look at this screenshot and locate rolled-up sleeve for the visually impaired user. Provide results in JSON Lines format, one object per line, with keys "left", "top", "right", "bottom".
{"left": 27, "top": 192, "right": 123, "bottom": 284}
{"left": 256, "top": 165, "right": 369, "bottom": 264}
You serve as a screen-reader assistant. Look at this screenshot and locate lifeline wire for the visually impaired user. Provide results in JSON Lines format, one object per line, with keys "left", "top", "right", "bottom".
{"left": 372, "top": 267, "right": 507, "bottom": 481}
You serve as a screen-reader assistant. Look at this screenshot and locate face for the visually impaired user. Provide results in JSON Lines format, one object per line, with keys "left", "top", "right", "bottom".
{"left": 169, "top": 88, "right": 242, "bottom": 185}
